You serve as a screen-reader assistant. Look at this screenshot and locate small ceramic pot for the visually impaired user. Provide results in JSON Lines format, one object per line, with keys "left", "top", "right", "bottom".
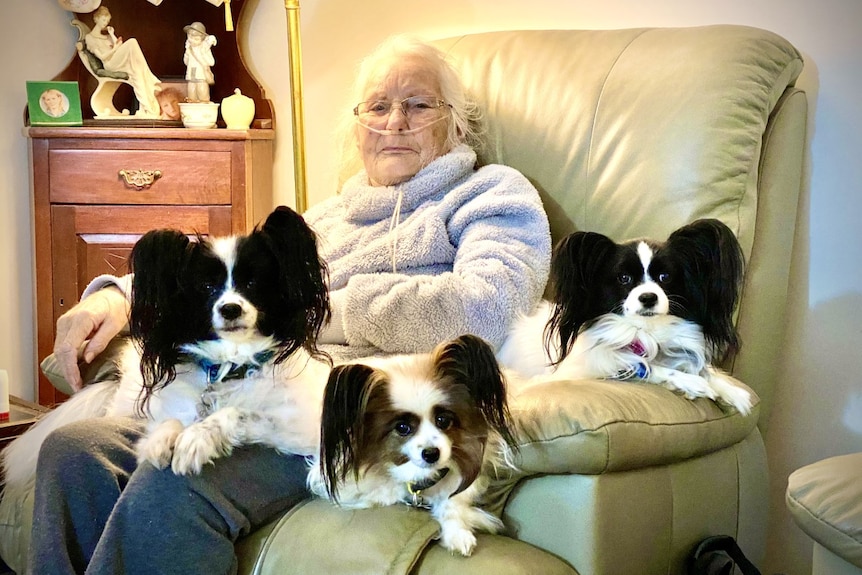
{"left": 178, "top": 102, "right": 219, "bottom": 129}
{"left": 221, "top": 88, "right": 255, "bottom": 130}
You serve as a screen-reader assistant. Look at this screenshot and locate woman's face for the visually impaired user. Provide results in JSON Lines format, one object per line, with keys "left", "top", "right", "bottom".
{"left": 356, "top": 56, "right": 451, "bottom": 187}
{"left": 160, "top": 97, "right": 180, "bottom": 120}
{"left": 94, "top": 11, "right": 110, "bottom": 26}
{"left": 42, "top": 91, "right": 65, "bottom": 115}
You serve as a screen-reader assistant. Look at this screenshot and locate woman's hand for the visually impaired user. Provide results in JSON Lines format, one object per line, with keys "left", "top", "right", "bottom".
{"left": 53, "top": 287, "right": 130, "bottom": 392}
{"left": 107, "top": 26, "right": 122, "bottom": 46}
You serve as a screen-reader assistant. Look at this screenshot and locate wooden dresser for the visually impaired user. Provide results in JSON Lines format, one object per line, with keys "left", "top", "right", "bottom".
{"left": 28, "top": 127, "right": 274, "bottom": 405}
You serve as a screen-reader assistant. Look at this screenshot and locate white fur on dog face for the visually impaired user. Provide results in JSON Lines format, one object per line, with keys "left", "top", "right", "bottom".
{"left": 385, "top": 365, "right": 453, "bottom": 482}
{"left": 623, "top": 242, "right": 669, "bottom": 316}
{"left": 209, "top": 237, "right": 259, "bottom": 340}
{"left": 211, "top": 236, "right": 238, "bottom": 269}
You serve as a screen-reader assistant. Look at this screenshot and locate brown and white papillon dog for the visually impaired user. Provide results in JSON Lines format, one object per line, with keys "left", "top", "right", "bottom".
{"left": 2, "top": 206, "right": 331, "bottom": 494}
{"left": 499, "top": 219, "right": 753, "bottom": 414}
{"left": 307, "top": 334, "right": 516, "bottom": 557}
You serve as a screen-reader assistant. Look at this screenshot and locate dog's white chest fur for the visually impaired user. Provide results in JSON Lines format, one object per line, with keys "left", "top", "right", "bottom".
{"left": 110, "top": 340, "right": 328, "bottom": 472}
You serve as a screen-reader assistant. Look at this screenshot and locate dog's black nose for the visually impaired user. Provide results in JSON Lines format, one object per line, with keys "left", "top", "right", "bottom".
{"left": 219, "top": 303, "right": 243, "bottom": 320}
{"left": 639, "top": 293, "right": 659, "bottom": 308}
{"left": 421, "top": 447, "right": 440, "bottom": 464}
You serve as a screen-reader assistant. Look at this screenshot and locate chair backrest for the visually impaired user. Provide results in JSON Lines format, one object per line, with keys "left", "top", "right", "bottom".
{"left": 433, "top": 26, "right": 807, "bottom": 423}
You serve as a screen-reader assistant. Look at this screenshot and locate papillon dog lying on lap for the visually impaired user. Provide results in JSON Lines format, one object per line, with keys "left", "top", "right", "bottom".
{"left": 2, "top": 206, "right": 331, "bottom": 493}
{"left": 498, "top": 218, "right": 753, "bottom": 415}
{"left": 307, "top": 334, "right": 516, "bottom": 557}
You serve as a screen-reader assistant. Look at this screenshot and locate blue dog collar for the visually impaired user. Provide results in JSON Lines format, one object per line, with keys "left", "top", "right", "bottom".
{"left": 182, "top": 349, "right": 277, "bottom": 384}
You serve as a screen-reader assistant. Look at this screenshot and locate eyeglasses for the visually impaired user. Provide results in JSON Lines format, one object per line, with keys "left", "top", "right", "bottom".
{"left": 353, "top": 96, "right": 450, "bottom": 124}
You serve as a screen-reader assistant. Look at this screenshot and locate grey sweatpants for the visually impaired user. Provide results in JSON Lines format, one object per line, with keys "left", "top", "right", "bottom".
{"left": 28, "top": 416, "right": 311, "bottom": 575}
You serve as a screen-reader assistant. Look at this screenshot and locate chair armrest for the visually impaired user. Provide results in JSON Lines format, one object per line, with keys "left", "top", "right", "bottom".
{"left": 39, "top": 337, "right": 128, "bottom": 397}
{"left": 510, "top": 378, "right": 759, "bottom": 475}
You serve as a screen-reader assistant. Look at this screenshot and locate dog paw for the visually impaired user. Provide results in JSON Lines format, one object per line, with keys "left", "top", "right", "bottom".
{"left": 663, "top": 371, "right": 717, "bottom": 401}
{"left": 439, "top": 525, "right": 477, "bottom": 557}
{"left": 706, "top": 370, "right": 754, "bottom": 415}
{"left": 716, "top": 383, "right": 753, "bottom": 415}
{"left": 137, "top": 420, "right": 184, "bottom": 469}
{"left": 171, "top": 422, "right": 232, "bottom": 475}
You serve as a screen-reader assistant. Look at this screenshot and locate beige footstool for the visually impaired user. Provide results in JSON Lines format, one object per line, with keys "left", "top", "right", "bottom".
{"left": 786, "top": 453, "right": 862, "bottom": 575}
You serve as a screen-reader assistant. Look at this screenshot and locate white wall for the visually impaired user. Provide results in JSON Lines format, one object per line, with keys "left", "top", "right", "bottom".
{"left": 3, "top": 0, "right": 861, "bottom": 573}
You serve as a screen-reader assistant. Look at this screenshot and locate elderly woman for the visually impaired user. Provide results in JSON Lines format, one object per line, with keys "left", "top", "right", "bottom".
{"left": 309, "top": 35, "right": 549, "bottom": 357}
{"left": 85, "top": 6, "right": 162, "bottom": 116}
{"left": 30, "top": 36, "right": 550, "bottom": 574}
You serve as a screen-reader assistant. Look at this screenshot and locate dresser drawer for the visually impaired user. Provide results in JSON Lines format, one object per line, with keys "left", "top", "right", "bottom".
{"left": 48, "top": 148, "right": 232, "bottom": 205}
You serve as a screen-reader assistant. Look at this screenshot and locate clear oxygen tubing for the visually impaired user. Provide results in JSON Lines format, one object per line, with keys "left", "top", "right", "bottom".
{"left": 354, "top": 113, "right": 449, "bottom": 136}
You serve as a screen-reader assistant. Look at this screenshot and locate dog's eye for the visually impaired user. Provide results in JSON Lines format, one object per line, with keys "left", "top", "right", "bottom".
{"left": 394, "top": 421, "right": 413, "bottom": 437}
{"left": 201, "top": 281, "right": 218, "bottom": 295}
{"left": 657, "top": 273, "right": 671, "bottom": 284}
{"left": 435, "top": 412, "right": 455, "bottom": 431}
{"left": 618, "top": 274, "right": 633, "bottom": 286}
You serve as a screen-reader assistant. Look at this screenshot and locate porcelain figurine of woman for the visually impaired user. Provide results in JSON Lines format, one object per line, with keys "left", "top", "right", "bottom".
{"left": 85, "top": 6, "right": 161, "bottom": 116}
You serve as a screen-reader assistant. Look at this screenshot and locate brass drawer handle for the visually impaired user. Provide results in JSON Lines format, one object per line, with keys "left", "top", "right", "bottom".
{"left": 118, "top": 169, "right": 162, "bottom": 190}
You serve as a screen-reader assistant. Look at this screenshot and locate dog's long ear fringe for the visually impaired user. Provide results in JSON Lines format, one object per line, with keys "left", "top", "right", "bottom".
{"left": 546, "top": 231, "right": 617, "bottom": 363}
{"left": 666, "top": 219, "right": 744, "bottom": 363}
{"left": 129, "top": 229, "right": 195, "bottom": 404}
{"left": 260, "top": 206, "right": 331, "bottom": 365}
{"left": 434, "top": 335, "right": 515, "bottom": 448}
{"left": 434, "top": 334, "right": 515, "bottom": 495}
{"left": 319, "top": 363, "right": 377, "bottom": 502}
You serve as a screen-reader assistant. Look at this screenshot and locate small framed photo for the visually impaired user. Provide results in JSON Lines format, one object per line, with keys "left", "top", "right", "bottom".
{"left": 26, "top": 81, "right": 83, "bottom": 126}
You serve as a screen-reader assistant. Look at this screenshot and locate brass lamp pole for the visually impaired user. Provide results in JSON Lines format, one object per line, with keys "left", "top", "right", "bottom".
{"left": 283, "top": 0, "right": 308, "bottom": 212}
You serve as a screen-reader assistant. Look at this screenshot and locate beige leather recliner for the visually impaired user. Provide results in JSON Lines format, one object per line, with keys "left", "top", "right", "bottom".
{"left": 0, "top": 24, "right": 806, "bottom": 575}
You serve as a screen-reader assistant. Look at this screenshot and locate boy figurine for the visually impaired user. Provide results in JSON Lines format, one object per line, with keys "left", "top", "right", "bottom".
{"left": 183, "top": 22, "right": 217, "bottom": 102}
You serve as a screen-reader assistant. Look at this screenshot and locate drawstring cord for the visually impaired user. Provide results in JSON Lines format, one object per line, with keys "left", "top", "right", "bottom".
{"left": 388, "top": 188, "right": 403, "bottom": 272}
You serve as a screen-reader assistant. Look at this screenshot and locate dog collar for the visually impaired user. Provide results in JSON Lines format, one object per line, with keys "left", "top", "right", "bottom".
{"left": 405, "top": 468, "right": 450, "bottom": 508}
{"left": 615, "top": 339, "right": 649, "bottom": 380}
{"left": 181, "top": 349, "right": 277, "bottom": 384}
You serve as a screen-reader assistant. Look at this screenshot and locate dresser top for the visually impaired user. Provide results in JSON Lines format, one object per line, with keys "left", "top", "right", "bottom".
{"left": 25, "top": 126, "right": 274, "bottom": 141}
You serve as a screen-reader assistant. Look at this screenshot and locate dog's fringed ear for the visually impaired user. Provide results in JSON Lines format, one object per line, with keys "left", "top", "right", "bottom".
{"left": 547, "top": 231, "right": 618, "bottom": 362}
{"left": 434, "top": 334, "right": 513, "bottom": 442}
{"left": 433, "top": 334, "right": 515, "bottom": 494}
{"left": 129, "top": 229, "right": 196, "bottom": 390}
{"left": 259, "top": 206, "right": 331, "bottom": 363}
{"left": 666, "top": 219, "right": 745, "bottom": 362}
{"left": 319, "top": 363, "right": 378, "bottom": 502}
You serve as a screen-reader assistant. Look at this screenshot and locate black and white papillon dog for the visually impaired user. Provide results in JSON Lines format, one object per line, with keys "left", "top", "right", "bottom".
{"left": 3, "top": 206, "right": 331, "bottom": 493}
{"left": 307, "top": 334, "right": 516, "bottom": 557}
{"left": 499, "top": 218, "right": 753, "bottom": 414}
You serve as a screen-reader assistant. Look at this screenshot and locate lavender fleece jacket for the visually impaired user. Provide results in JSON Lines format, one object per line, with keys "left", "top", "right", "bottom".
{"left": 304, "top": 144, "right": 550, "bottom": 355}
{"left": 84, "top": 145, "right": 550, "bottom": 357}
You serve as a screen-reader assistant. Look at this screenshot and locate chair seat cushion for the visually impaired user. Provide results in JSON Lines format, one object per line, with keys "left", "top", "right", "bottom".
{"left": 786, "top": 452, "right": 862, "bottom": 568}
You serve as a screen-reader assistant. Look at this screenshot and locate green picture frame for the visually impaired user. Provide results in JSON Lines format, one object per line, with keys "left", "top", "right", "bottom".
{"left": 26, "top": 81, "right": 83, "bottom": 127}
